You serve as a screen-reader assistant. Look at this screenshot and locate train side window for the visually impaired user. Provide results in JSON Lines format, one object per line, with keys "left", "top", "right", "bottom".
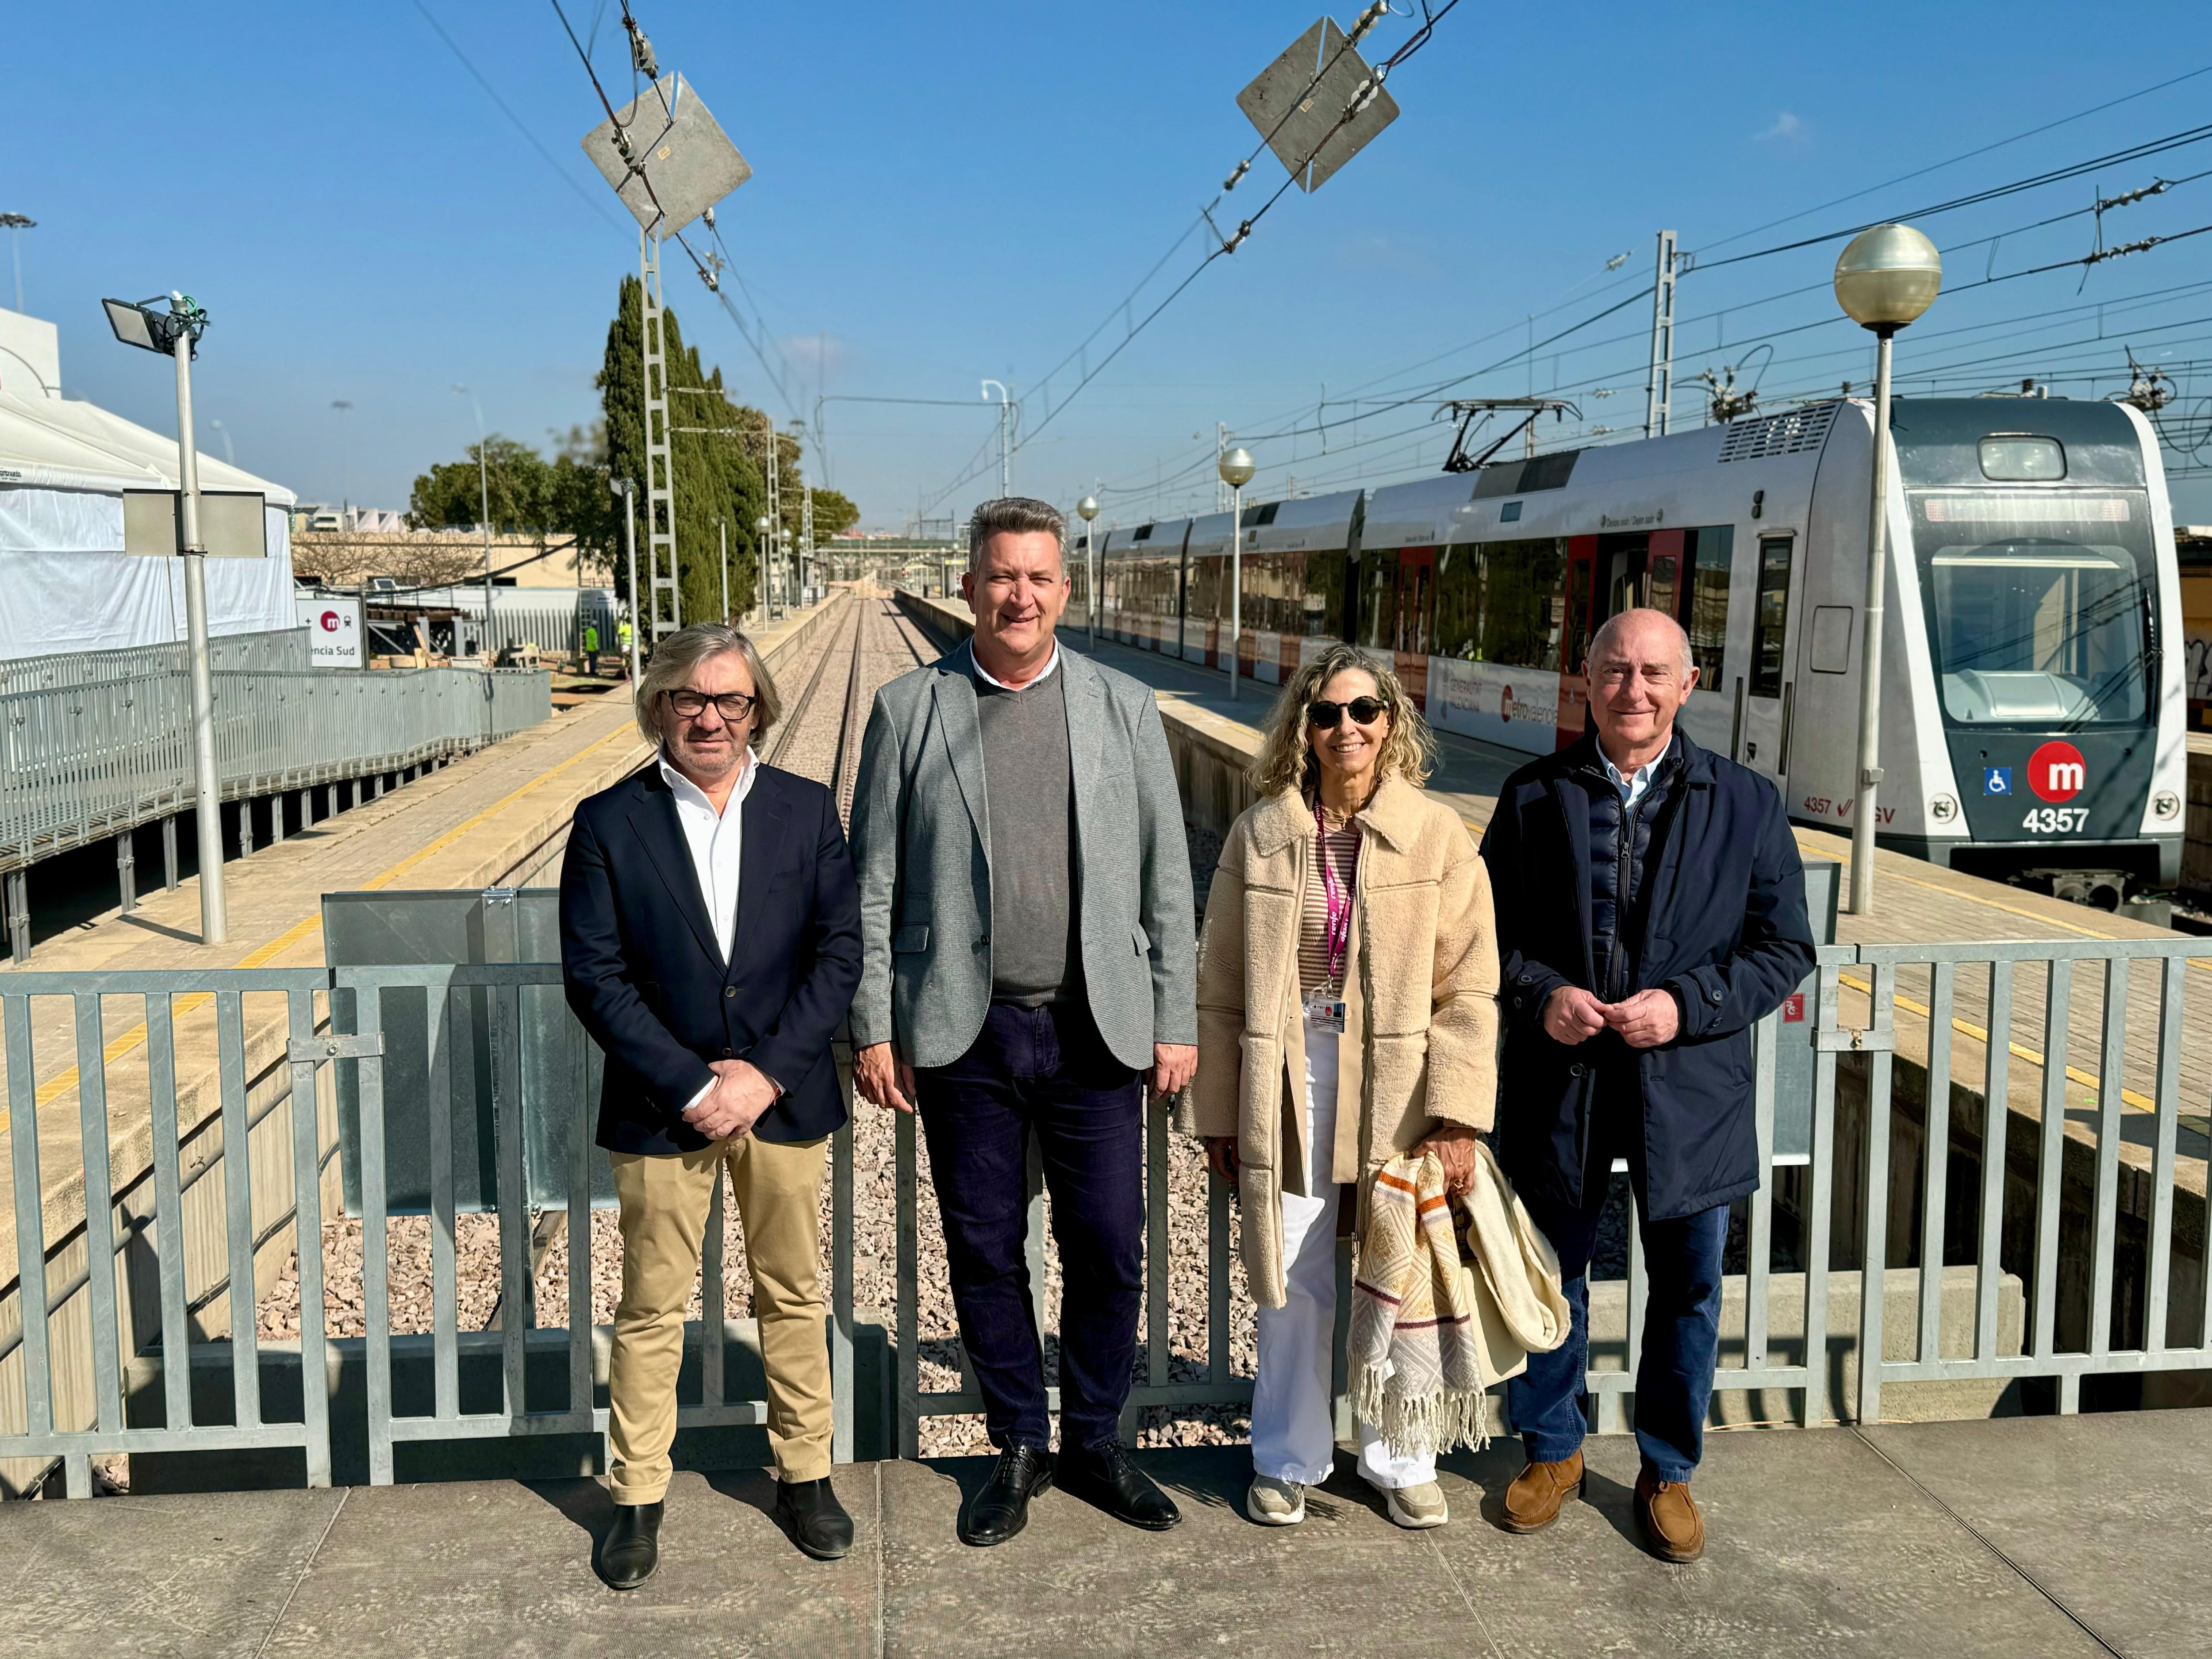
{"left": 1809, "top": 606, "right": 1853, "bottom": 673}
{"left": 1475, "top": 537, "right": 1566, "bottom": 670}
{"left": 1433, "top": 543, "right": 1484, "bottom": 659}
{"left": 1752, "top": 535, "right": 1793, "bottom": 698}
{"left": 1684, "top": 526, "right": 1732, "bottom": 684}
{"left": 1358, "top": 550, "right": 1400, "bottom": 650}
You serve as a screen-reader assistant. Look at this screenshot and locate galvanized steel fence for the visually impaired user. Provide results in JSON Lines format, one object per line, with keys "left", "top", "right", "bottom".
{"left": 0, "top": 626, "right": 310, "bottom": 697}
{"left": 0, "top": 664, "right": 551, "bottom": 875}
{"left": 5, "top": 932, "right": 2211, "bottom": 1496}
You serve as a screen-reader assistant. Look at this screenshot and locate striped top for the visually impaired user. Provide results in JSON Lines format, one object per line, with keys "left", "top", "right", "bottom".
{"left": 1299, "top": 812, "right": 1362, "bottom": 996}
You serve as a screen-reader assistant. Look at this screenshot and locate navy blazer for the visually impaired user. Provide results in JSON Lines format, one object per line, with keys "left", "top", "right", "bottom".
{"left": 559, "top": 761, "right": 862, "bottom": 1154}
{"left": 1479, "top": 730, "right": 1815, "bottom": 1221}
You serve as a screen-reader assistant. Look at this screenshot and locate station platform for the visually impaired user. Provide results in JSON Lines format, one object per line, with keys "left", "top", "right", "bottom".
{"left": 11, "top": 1409, "right": 2207, "bottom": 1656}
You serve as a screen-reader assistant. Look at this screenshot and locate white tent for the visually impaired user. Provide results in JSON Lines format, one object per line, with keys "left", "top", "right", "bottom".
{"left": 0, "top": 386, "right": 298, "bottom": 662}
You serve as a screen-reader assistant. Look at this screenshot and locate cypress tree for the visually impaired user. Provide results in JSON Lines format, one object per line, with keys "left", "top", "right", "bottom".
{"left": 599, "top": 274, "right": 774, "bottom": 624}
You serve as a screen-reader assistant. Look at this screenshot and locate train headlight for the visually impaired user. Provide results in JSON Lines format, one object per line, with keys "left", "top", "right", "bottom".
{"left": 2154, "top": 791, "right": 2181, "bottom": 820}
{"left": 1930, "top": 794, "right": 1958, "bottom": 824}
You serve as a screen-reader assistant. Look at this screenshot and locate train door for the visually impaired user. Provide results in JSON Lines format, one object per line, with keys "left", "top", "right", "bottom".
{"left": 1736, "top": 533, "right": 1797, "bottom": 780}
{"left": 1554, "top": 535, "right": 1599, "bottom": 749}
{"left": 1394, "top": 547, "right": 1436, "bottom": 707}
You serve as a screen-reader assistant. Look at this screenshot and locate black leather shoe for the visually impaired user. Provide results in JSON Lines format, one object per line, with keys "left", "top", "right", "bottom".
{"left": 599, "top": 1500, "right": 662, "bottom": 1590}
{"left": 959, "top": 1445, "right": 1054, "bottom": 1547}
{"left": 774, "top": 1477, "right": 854, "bottom": 1561}
{"left": 1056, "top": 1442, "right": 1182, "bottom": 1531}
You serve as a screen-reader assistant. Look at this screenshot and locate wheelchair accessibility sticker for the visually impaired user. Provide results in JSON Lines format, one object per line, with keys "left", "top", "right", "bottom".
{"left": 1983, "top": 767, "right": 2013, "bottom": 796}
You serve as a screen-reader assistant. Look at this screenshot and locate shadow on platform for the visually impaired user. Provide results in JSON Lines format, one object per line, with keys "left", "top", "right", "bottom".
{"left": 8, "top": 1409, "right": 2209, "bottom": 1656}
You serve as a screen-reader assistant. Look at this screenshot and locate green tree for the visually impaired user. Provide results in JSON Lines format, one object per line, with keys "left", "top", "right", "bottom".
{"left": 807, "top": 487, "right": 862, "bottom": 538}
{"left": 545, "top": 422, "right": 617, "bottom": 583}
{"left": 600, "top": 275, "right": 768, "bottom": 623}
{"left": 407, "top": 436, "right": 557, "bottom": 534}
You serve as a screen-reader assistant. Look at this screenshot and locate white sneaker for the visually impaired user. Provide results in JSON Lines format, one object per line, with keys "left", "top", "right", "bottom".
{"left": 1246, "top": 1474, "right": 1307, "bottom": 1526}
{"left": 1372, "top": 1478, "right": 1449, "bottom": 1529}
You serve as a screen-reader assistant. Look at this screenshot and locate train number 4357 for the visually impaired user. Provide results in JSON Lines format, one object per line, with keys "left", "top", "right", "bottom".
{"left": 2023, "top": 807, "right": 2088, "bottom": 833}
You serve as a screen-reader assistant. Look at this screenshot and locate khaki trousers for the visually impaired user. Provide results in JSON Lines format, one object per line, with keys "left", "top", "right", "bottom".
{"left": 607, "top": 1133, "right": 831, "bottom": 1502}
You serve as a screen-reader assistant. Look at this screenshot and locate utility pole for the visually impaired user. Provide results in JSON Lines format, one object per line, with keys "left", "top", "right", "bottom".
{"left": 981, "top": 379, "right": 1011, "bottom": 497}
{"left": 1644, "top": 229, "right": 1678, "bottom": 441}
{"left": 640, "top": 228, "right": 680, "bottom": 639}
{"left": 718, "top": 517, "right": 729, "bottom": 622}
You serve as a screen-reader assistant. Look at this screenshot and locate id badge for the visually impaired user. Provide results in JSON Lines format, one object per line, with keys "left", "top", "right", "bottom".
{"left": 1303, "top": 991, "right": 1346, "bottom": 1034}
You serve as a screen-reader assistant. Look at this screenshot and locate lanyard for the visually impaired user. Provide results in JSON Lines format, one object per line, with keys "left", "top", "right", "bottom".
{"left": 1316, "top": 813, "right": 1354, "bottom": 992}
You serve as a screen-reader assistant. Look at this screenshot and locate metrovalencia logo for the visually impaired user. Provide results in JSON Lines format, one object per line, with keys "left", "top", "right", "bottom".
{"left": 2028, "top": 740, "right": 2087, "bottom": 803}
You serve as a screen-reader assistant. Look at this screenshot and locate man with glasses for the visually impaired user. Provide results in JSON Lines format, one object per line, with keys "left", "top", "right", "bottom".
{"left": 1479, "top": 607, "right": 1813, "bottom": 1563}
{"left": 850, "top": 497, "right": 1198, "bottom": 1546}
{"left": 560, "top": 622, "right": 862, "bottom": 1586}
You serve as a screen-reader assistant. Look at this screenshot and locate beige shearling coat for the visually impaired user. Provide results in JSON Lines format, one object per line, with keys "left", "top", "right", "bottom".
{"left": 1175, "top": 775, "right": 1501, "bottom": 1307}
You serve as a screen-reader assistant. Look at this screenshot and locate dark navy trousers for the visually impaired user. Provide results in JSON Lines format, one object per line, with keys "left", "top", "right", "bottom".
{"left": 915, "top": 999, "right": 1144, "bottom": 1453}
{"left": 1506, "top": 1068, "right": 1728, "bottom": 1483}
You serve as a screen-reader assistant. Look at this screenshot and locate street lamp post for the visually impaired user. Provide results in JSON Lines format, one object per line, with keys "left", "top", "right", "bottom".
{"left": 103, "top": 293, "right": 226, "bottom": 944}
{"left": 611, "top": 478, "right": 642, "bottom": 683}
{"left": 718, "top": 517, "right": 729, "bottom": 622}
{"left": 756, "top": 515, "right": 776, "bottom": 619}
{"left": 1218, "top": 446, "right": 1256, "bottom": 701}
{"left": 453, "top": 386, "right": 494, "bottom": 663}
{"left": 1833, "top": 223, "right": 1942, "bottom": 916}
{"left": 1076, "top": 494, "right": 1100, "bottom": 647}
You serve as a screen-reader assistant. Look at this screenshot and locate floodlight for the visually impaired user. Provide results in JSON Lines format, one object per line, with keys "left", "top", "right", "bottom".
{"left": 581, "top": 74, "right": 752, "bottom": 236}
{"left": 1237, "top": 17, "right": 1400, "bottom": 193}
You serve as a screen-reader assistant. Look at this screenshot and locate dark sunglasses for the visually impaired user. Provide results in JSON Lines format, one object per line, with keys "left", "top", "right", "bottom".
{"left": 1306, "top": 696, "right": 1388, "bottom": 729}
{"left": 663, "top": 688, "right": 757, "bottom": 720}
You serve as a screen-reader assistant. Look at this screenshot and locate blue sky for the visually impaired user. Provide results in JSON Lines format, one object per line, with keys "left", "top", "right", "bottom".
{"left": 6, "top": 1, "right": 2212, "bottom": 529}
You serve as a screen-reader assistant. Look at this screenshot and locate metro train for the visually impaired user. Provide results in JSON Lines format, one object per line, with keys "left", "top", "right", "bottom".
{"left": 1072, "top": 396, "right": 2186, "bottom": 907}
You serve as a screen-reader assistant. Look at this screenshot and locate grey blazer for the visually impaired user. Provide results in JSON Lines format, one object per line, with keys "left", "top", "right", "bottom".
{"left": 848, "top": 637, "right": 1197, "bottom": 1071}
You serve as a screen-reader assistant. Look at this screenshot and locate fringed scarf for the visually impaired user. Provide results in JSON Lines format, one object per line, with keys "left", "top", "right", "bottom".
{"left": 1347, "top": 1152, "right": 1490, "bottom": 1456}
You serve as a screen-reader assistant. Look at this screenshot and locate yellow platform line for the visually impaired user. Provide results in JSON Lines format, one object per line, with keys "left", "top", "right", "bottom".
{"left": 8, "top": 720, "right": 647, "bottom": 1129}
{"left": 1837, "top": 971, "right": 2158, "bottom": 1114}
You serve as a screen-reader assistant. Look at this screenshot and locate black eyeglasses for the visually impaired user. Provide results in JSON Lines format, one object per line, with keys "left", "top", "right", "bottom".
{"left": 1306, "top": 696, "right": 1388, "bottom": 729}
{"left": 663, "top": 688, "right": 757, "bottom": 721}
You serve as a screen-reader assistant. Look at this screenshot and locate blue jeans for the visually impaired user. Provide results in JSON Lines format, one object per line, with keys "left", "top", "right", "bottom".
{"left": 1506, "top": 1076, "right": 1728, "bottom": 1482}
{"left": 915, "top": 1000, "right": 1144, "bottom": 1453}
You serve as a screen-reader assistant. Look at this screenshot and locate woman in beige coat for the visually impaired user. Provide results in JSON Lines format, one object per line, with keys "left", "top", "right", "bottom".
{"left": 1178, "top": 642, "right": 1499, "bottom": 1532}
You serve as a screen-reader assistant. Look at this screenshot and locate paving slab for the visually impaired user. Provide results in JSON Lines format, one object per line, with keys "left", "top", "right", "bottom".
{"left": 255, "top": 1470, "right": 882, "bottom": 1659}
{"left": 1428, "top": 1432, "right": 2104, "bottom": 1659}
{"left": 1865, "top": 1407, "right": 2212, "bottom": 1659}
{"left": 0, "top": 1485, "right": 346, "bottom": 1658}
{"left": 879, "top": 1450, "right": 1470, "bottom": 1657}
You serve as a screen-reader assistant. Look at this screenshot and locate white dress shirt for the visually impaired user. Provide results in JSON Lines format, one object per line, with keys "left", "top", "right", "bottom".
{"left": 969, "top": 638, "right": 1060, "bottom": 691}
{"left": 659, "top": 746, "right": 771, "bottom": 1111}
{"left": 659, "top": 745, "right": 760, "bottom": 963}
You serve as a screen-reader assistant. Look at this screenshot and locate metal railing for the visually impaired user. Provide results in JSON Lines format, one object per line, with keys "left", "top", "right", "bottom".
{"left": 5, "top": 930, "right": 2210, "bottom": 1495}
{"left": 0, "top": 666, "right": 551, "bottom": 875}
{"left": 0, "top": 627, "right": 311, "bottom": 697}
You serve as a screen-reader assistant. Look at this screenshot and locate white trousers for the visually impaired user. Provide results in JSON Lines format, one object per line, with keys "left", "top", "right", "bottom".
{"left": 1249, "top": 1018, "right": 1437, "bottom": 1490}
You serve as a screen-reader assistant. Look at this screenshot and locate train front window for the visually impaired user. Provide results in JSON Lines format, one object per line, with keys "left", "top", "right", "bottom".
{"left": 1913, "top": 493, "right": 2153, "bottom": 728}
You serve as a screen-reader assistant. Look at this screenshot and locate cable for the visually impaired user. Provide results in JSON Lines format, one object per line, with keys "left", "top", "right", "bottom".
{"left": 1689, "top": 122, "right": 2212, "bottom": 272}
{"left": 411, "top": 0, "right": 627, "bottom": 232}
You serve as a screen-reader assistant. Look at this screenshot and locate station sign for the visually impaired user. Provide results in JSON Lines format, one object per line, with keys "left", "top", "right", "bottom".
{"left": 296, "top": 595, "right": 364, "bottom": 668}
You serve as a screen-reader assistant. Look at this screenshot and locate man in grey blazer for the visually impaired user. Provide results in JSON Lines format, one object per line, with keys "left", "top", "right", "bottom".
{"left": 850, "top": 496, "right": 1198, "bottom": 1547}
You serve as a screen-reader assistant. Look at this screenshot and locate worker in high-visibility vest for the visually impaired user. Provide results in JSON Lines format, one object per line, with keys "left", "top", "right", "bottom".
{"left": 616, "top": 616, "right": 635, "bottom": 677}
{"left": 581, "top": 620, "right": 601, "bottom": 677}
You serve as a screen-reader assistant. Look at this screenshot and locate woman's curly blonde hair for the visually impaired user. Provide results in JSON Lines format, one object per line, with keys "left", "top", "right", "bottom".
{"left": 1249, "top": 642, "right": 1437, "bottom": 799}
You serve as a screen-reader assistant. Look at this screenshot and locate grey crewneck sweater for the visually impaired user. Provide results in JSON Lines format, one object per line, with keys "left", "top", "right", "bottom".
{"left": 973, "top": 661, "right": 1077, "bottom": 1005}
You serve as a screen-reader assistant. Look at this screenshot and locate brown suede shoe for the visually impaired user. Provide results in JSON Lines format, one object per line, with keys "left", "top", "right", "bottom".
{"left": 1634, "top": 1471, "right": 1705, "bottom": 1563}
{"left": 1498, "top": 1451, "right": 1584, "bottom": 1533}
